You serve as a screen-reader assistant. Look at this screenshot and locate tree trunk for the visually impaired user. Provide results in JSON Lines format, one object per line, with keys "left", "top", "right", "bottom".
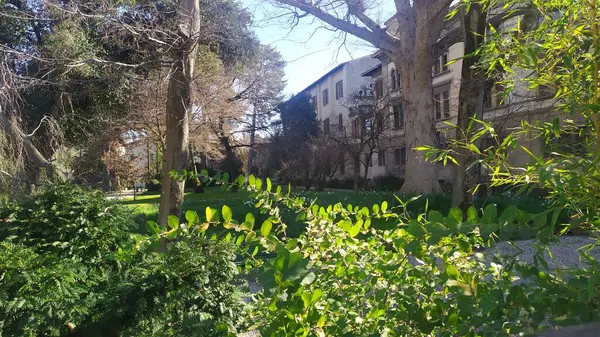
{"left": 0, "top": 108, "right": 52, "bottom": 191}
{"left": 247, "top": 111, "right": 257, "bottom": 177}
{"left": 396, "top": 51, "right": 442, "bottom": 194}
{"left": 362, "top": 153, "right": 370, "bottom": 189}
{"left": 353, "top": 155, "right": 360, "bottom": 192}
{"left": 451, "top": 4, "right": 487, "bottom": 208}
{"left": 157, "top": 0, "right": 200, "bottom": 226}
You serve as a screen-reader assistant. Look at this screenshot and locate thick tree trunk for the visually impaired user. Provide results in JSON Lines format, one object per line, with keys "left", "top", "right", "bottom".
{"left": 396, "top": 52, "right": 442, "bottom": 194}
{"left": 451, "top": 4, "right": 487, "bottom": 208}
{"left": 158, "top": 0, "right": 200, "bottom": 226}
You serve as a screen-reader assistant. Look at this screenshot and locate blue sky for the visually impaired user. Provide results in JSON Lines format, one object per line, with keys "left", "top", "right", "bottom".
{"left": 241, "top": 0, "right": 382, "bottom": 95}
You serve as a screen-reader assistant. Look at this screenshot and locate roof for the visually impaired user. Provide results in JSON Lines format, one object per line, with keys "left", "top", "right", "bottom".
{"left": 301, "top": 62, "right": 346, "bottom": 92}
{"left": 293, "top": 54, "right": 376, "bottom": 97}
{"left": 361, "top": 63, "right": 382, "bottom": 77}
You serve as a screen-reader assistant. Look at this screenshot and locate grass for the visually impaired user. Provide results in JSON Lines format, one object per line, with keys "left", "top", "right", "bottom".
{"left": 118, "top": 185, "right": 556, "bottom": 237}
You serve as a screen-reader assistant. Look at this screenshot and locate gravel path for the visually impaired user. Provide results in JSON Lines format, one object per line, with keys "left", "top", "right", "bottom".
{"left": 487, "top": 236, "right": 600, "bottom": 270}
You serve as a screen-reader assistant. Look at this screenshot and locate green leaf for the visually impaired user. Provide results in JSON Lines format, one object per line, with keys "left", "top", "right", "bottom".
{"left": 266, "top": 178, "right": 272, "bottom": 192}
{"left": 381, "top": 201, "right": 388, "bottom": 212}
{"left": 302, "top": 292, "right": 311, "bottom": 308}
{"left": 449, "top": 207, "right": 463, "bottom": 222}
{"left": 198, "top": 222, "right": 209, "bottom": 233}
{"left": 167, "top": 215, "right": 179, "bottom": 229}
{"left": 274, "top": 255, "right": 285, "bottom": 271}
{"left": 311, "top": 289, "right": 323, "bottom": 303}
{"left": 407, "top": 220, "right": 427, "bottom": 238}
{"left": 533, "top": 212, "right": 547, "bottom": 228}
{"left": 372, "top": 203, "right": 380, "bottom": 214}
{"left": 301, "top": 272, "right": 317, "bottom": 285}
{"left": 222, "top": 172, "right": 230, "bottom": 183}
{"left": 261, "top": 219, "right": 272, "bottom": 237}
{"left": 348, "top": 221, "right": 362, "bottom": 238}
{"left": 222, "top": 205, "right": 233, "bottom": 222}
{"left": 481, "top": 204, "right": 498, "bottom": 224}
{"left": 446, "top": 265, "right": 460, "bottom": 279}
{"left": 146, "top": 220, "right": 160, "bottom": 234}
{"left": 447, "top": 312, "right": 459, "bottom": 325}
{"left": 428, "top": 210, "right": 444, "bottom": 223}
{"left": 466, "top": 206, "right": 478, "bottom": 222}
{"left": 245, "top": 213, "right": 255, "bottom": 227}
{"left": 205, "top": 207, "right": 213, "bottom": 222}
{"left": 255, "top": 178, "right": 263, "bottom": 190}
{"left": 249, "top": 174, "right": 256, "bottom": 187}
{"left": 185, "top": 210, "right": 200, "bottom": 225}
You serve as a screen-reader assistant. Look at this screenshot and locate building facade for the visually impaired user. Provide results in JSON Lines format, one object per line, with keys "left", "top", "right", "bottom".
{"left": 294, "top": 55, "right": 383, "bottom": 179}
{"left": 356, "top": 13, "right": 558, "bottom": 182}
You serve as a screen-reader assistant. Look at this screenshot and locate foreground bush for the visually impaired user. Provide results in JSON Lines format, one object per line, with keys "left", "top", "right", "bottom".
{"left": 0, "top": 184, "right": 246, "bottom": 336}
{"left": 148, "top": 173, "right": 600, "bottom": 337}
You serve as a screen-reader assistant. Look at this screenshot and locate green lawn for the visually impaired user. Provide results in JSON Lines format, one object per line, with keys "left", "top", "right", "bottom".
{"left": 118, "top": 186, "right": 556, "bottom": 238}
{"left": 117, "top": 186, "right": 450, "bottom": 237}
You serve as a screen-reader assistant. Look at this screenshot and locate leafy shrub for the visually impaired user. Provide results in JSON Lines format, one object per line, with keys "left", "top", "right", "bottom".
{"left": 146, "top": 178, "right": 161, "bottom": 192}
{"left": 158, "top": 172, "right": 600, "bottom": 337}
{"left": 0, "top": 184, "right": 247, "bottom": 336}
{"left": 373, "top": 174, "right": 404, "bottom": 191}
{"left": 0, "top": 184, "right": 133, "bottom": 263}
{"left": 326, "top": 178, "right": 340, "bottom": 189}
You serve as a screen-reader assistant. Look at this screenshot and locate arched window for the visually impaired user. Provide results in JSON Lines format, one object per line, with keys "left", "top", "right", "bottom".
{"left": 390, "top": 68, "right": 398, "bottom": 90}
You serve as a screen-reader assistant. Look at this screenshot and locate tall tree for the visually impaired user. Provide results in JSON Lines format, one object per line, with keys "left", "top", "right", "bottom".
{"left": 241, "top": 45, "right": 286, "bottom": 177}
{"left": 276, "top": 92, "right": 319, "bottom": 184}
{"left": 270, "top": 0, "right": 457, "bottom": 193}
{"left": 157, "top": 0, "right": 201, "bottom": 225}
{"left": 451, "top": 3, "right": 488, "bottom": 207}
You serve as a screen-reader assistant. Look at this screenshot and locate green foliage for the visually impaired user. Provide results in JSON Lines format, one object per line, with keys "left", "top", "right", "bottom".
{"left": 148, "top": 172, "right": 600, "bottom": 336}
{"left": 419, "top": 0, "right": 600, "bottom": 229}
{"left": 0, "top": 184, "right": 133, "bottom": 262}
{"left": 0, "top": 184, "right": 246, "bottom": 336}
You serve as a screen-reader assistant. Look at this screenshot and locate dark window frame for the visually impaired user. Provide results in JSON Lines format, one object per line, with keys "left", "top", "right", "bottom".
{"left": 378, "top": 149, "right": 386, "bottom": 167}
{"left": 323, "top": 118, "right": 330, "bottom": 135}
{"left": 393, "top": 105, "right": 403, "bottom": 129}
{"left": 335, "top": 80, "right": 344, "bottom": 99}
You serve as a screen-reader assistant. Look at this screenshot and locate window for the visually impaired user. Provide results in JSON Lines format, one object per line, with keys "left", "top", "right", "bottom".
{"left": 374, "top": 79, "right": 383, "bottom": 99}
{"left": 311, "top": 96, "right": 317, "bottom": 112}
{"left": 485, "top": 82, "right": 506, "bottom": 109}
{"left": 339, "top": 152, "right": 345, "bottom": 174}
{"left": 365, "top": 153, "right": 373, "bottom": 167}
{"left": 393, "top": 105, "right": 403, "bottom": 129}
{"left": 322, "top": 89, "right": 329, "bottom": 106}
{"left": 434, "top": 83, "right": 451, "bottom": 119}
{"left": 442, "top": 91, "right": 450, "bottom": 118}
{"left": 378, "top": 150, "right": 386, "bottom": 167}
{"left": 441, "top": 52, "right": 449, "bottom": 72}
{"left": 352, "top": 118, "right": 360, "bottom": 138}
{"left": 390, "top": 68, "right": 400, "bottom": 90}
{"left": 323, "top": 118, "right": 330, "bottom": 135}
{"left": 335, "top": 80, "right": 344, "bottom": 99}
{"left": 434, "top": 93, "right": 442, "bottom": 120}
{"left": 433, "top": 51, "right": 449, "bottom": 75}
{"left": 359, "top": 105, "right": 374, "bottom": 115}
{"left": 338, "top": 114, "right": 343, "bottom": 131}
{"left": 394, "top": 148, "right": 406, "bottom": 166}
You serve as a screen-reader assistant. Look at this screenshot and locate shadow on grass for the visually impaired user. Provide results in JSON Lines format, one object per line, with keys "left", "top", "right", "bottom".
{"left": 119, "top": 195, "right": 161, "bottom": 205}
